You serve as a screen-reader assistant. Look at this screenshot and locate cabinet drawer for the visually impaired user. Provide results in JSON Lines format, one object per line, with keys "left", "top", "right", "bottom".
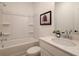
{"left": 40, "top": 40, "right": 73, "bottom": 56}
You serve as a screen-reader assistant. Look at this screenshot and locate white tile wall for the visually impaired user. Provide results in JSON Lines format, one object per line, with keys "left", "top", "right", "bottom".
{"left": 33, "top": 2, "right": 55, "bottom": 38}
{"left": 55, "top": 2, "right": 74, "bottom": 32}
{"left": 1, "top": 2, "right": 34, "bottom": 40}
{"left": 1, "top": 2, "right": 55, "bottom": 41}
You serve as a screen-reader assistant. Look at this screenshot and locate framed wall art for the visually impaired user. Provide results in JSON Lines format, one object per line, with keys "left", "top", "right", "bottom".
{"left": 40, "top": 11, "right": 52, "bottom": 25}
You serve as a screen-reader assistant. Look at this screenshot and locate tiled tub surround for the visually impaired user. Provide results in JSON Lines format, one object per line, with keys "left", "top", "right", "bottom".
{"left": 0, "top": 38, "right": 38, "bottom": 56}
{"left": 40, "top": 36, "right": 79, "bottom": 56}
{"left": 0, "top": 3, "right": 37, "bottom": 56}
{"left": 0, "top": 2, "right": 35, "bottom": 42}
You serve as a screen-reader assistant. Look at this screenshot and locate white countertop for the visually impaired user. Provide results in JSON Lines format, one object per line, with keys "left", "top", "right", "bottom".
{"left": 40, "top": 36, "right": 79, "bottom": 56}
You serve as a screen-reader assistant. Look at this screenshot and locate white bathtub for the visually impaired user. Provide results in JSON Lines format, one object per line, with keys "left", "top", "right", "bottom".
{"left": 0, "top": 38, "right": 38, "bottom": 56}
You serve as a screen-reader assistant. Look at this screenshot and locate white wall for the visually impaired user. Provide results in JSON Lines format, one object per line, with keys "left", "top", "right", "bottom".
{"left": 1, "top": 2, "right": 55, "bottom": 40}
{"left": 55, "top": 2, "right": 74, "bottom": 32}
{"left": 1, "top": 2, "right": 34, "bottom": 40}
{"left": 73, "top": 3, "right": 79, "bottom": 31}
{"left": 0, "top": 4, "right": 3, "bottom": 32}
{"left": 55, "top": 2, "right": 79, "bottom": 32}
{"left": 33, "top": 2, "right": 55, "bottom": 38}
{"left": 0, "top": 11, "right": 2, "bottom": 32}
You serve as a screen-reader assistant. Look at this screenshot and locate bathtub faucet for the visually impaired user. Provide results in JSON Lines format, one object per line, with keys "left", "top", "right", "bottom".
{"left": 0, "top": 32, "right": 7, "bottom": 43}
{"left": 2, "top": 45, "right": 4, "bottom": 48}
{"left": 0, "top": 32, "right": 2, "bottom": 37}
{"left": 0, "top": 32, "right": 3, "bottom": 43}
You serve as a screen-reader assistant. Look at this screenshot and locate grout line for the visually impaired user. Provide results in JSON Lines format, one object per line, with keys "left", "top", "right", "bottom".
{"left": 0, "top": 12, "right": 34, "bottom": 17}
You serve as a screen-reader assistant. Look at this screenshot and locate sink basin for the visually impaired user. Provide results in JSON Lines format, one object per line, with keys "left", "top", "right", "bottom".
{"left": 52, "top": 38, "right": 76, "bottom": 46}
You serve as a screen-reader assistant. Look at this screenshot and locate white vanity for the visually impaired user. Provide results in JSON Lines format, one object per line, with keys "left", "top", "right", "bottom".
{"left": 39, "top": 36, "right": 79, "bottom": 56}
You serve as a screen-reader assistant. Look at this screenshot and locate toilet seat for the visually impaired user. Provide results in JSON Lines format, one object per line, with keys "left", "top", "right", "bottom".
{"left": 26, "top": 46, "right": 40, "bottom": 56}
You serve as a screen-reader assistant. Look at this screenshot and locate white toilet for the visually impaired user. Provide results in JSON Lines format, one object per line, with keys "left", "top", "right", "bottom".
{"left": 26, "top": 46, "right": 41, "bottom": 56}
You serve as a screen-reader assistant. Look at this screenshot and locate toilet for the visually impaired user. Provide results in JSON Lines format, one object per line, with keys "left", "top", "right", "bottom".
{"left": 26, "top": 46, "right": 41, "bottom": 56}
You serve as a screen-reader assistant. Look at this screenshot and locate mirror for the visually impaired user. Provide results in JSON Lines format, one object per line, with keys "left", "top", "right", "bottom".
{"left": 55, "top": 2, "right": 79, "bottom": 32}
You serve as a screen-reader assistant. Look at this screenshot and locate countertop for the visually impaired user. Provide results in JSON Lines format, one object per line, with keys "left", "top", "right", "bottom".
{"left": 39, "top": 36, "right": 79, "bottom": 56}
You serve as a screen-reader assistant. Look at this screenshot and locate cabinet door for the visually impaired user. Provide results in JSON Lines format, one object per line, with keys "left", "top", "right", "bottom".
{"left": 41, "top": 48, "right": 52, "bottom": 56}
{"left": 40, "top": 40, "right": 74, "bottom": 56}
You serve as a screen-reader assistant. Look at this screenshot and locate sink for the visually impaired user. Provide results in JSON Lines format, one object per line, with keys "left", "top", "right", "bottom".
{"left": 52, "top": 38, "right": 76, "bottom": 46}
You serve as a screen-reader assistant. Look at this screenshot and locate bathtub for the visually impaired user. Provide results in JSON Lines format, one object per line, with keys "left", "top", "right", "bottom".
{"left": 0, "top": 38, "right": 38, "bottom": 56}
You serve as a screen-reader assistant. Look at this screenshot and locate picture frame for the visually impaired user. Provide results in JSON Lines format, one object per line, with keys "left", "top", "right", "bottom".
{"left": 40, "top": 11, "right": 52, "bottom": 25}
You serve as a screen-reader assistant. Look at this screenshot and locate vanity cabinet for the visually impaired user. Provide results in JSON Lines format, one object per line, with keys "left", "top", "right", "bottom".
{"left": 41, "top": 48, "right": 51, "bottom": 56}
{"left": 40, "top": 40, "right": 74, "bottom": 56}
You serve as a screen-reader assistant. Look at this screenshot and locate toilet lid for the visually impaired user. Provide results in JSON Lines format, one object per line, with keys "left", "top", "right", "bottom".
{"left": 27, "top": 46, "right": 40, "bottom": 54}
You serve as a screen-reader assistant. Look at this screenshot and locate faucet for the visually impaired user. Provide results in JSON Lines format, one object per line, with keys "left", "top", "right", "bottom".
{"left": 0, "top": 32, "right": 6, "bottom": 48}
{"left": 0, "top": 32, "right": 7, "bottom": 43}
{"left": 2, "top": 45, "right": 4, "bottom": 48}
{"left": 0, "top": 32, "right": 2, "bottom": 37}
{"left": 53, "top": 30, "right": 61, "bottom": 38}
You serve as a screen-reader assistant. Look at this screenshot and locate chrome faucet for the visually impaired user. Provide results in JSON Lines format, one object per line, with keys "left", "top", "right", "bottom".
{"left": 2, "top": 45, "right": 4, "bottom": 48}
{"left": 0, "top": 32, "right": 5, "bottom": 48}
{"left": 0, "top": 32, "right": 3, "bottom": 43}
{"left": 0, "top": 32, "right": 2, "bottom": 37}
{"left": 0, "top": 32, "right": 7, "bottom": 43}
